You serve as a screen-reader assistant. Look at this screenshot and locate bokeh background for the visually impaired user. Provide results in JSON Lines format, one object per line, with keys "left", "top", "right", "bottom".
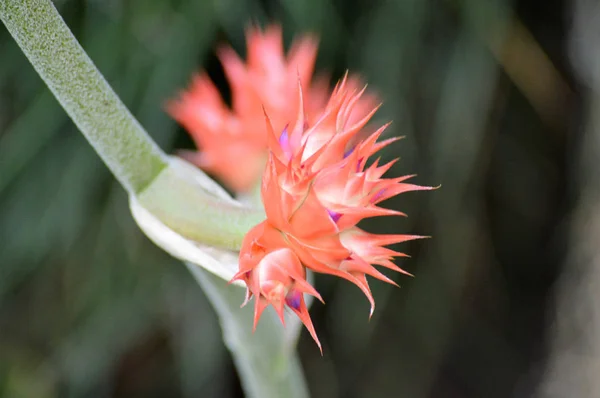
{"left": 1, "top": 0, "right": 596, "bottom": 397}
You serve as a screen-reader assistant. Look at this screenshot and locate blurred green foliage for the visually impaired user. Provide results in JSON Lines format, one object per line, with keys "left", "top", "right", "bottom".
{"left": 0, "top": 0, "right": 575, "bottom": 397}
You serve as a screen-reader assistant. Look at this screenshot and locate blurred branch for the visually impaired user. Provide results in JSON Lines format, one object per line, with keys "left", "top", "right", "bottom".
{"left": 537, "top": 96, "right": 600, "bottom": 398}
{"left": 488, "top": 18, "right": 572, "bottom": 129}
{"left": 537, "top": 3, "right": 600, "bottom": 394}
{"left": 460, "top": 0, "right": 572, "bottom": 129}
{"left": 363, "top": 1, "right": 503, "bottom": 395}
{"left": 537, "top": 2, "right": 600, "bottom": 396}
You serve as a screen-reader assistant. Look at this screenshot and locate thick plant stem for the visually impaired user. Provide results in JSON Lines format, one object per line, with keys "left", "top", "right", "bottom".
{"left": 0, "top": 0, "right": 167, "bottom": 194}
{"left": 136, "top": 159, "right": 264, "bottom": 250}
{"left": 0, "top": 0, "right": 265, "bottom": 249}
{"left": 186, "top": 263, "right": 310, "bottom": 398}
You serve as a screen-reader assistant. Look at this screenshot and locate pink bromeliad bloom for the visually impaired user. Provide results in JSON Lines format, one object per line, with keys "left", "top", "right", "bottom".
{"left": 167, "top": 25, "right": 376, "bottom": 193}
{"left": 231, "top": 75, "right": 434, "bottom": 351}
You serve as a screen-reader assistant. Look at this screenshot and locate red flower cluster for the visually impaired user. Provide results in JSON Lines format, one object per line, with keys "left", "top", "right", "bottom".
{"left": 232, "top": 77, "right": 434, "bottom": 351}
{"left": 168, "top": 25, "right": 376, "bottom": 193}
{"left": 169, "top": 26, "right": 432, "bottom": 351}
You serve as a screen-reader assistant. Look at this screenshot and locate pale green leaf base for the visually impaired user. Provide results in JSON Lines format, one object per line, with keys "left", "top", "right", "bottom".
{"left": 186, "top": 263, "right": 310, "bottom": 398}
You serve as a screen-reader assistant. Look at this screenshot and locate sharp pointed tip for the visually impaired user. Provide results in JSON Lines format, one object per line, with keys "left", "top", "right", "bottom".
{"left": 275, "top": 305, "right": 286, "bottom": 326}
{"left": 311, "top": 334, "right": 323, "bottom": 355}
{"left": 342, "top": 70, "right": 350, "bottom": 81}
{"left": 229, "top": 271, "right": 245, "bottom": 285}
{"left": 369, "top": 306, "right": 375, "bottom": 320}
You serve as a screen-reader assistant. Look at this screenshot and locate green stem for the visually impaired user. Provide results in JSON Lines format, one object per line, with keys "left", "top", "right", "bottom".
{"left": 186, "top": 263, "right": 310, "bottom": 398}
{"left": 0, "top": 0, "right": 265, "bottom": 249}
{"left": 0, "top": 0, "right": 167, "bottom": 194}
{"left": 136, "top": 158, "right": 265, "bottom": 250}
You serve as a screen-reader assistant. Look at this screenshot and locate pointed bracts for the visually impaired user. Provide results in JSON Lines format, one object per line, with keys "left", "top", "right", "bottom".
{"left": 234, "top": 75, "right": 435, "bottom": 349}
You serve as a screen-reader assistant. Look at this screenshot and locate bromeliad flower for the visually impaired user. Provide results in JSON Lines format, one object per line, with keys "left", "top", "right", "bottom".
{"left": 232, "top": 75, "right": 435, "bottom": 350}
{"left": 167, "top": 25, "right": 377, "bottom": 193}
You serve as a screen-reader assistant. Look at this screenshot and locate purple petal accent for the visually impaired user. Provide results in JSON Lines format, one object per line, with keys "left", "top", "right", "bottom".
{"left": 279, "top": 125, "right": 294, "bottom": 160}
{"left": 343, "top": 146, "right": 355, "bottom": 159}
{"left": 356, "top": 157, "right": 364, "bottom": 172}
{"left": 279, "top": 125, "right": 289, "bottom": 147}
{"left": 285, "top": 291, "right": 302, "bottom": 310}
{"left": 371, "top": 188, "right": 386, "bottom": 203}
{"left": 327, "top": 209, "right": 342, "bottom": 223}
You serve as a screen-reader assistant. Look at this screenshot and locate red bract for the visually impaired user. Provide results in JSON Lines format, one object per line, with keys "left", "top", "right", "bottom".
{"left": 167, "top": 25, "right": 376, "bottom": 192}
{"left": 232, "top": 75, "right": 434, "bottom": 350}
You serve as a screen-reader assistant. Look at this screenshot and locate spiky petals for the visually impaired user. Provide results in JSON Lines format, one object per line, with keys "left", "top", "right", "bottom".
{"left": 234, "top": 75, "right": 434, "bottom": 349}
{"left": 167, "top": 25, "right": 377, "bottom": 193}
{"left": 232, "top": 222, "right": 323, "bottom": 351}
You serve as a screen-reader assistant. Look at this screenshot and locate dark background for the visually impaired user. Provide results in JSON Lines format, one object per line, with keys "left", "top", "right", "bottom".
{"left": 0, "top": 0, "right": 584, "bottom": 397}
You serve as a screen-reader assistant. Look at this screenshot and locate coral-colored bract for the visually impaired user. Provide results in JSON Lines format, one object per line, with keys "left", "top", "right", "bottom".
{"left": 231, "top": 76, "right": 434, "bottom": 351}
{"left": 167, "top": 25, "right": 376, "bottom": 193}
{"left": 169, "top": 24, "right": 431, "bottom": 351}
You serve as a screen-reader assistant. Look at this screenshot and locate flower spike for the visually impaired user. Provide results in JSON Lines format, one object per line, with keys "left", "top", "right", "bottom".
{"left": 168, "top": 25, "right": 377, "bottom": 192}
{"left": 234, "top": 77, "right": 435, "bottom": 350}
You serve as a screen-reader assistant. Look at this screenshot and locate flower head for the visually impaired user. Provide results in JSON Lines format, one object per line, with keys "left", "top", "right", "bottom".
{"left": 232, "top": 75, "right": 435, "bottom": 349}
{"left": 167, "top": 25, "right": 377, "bottom": 192}
{"left": 236, "top": 222, "right": 324, "bottom": 350}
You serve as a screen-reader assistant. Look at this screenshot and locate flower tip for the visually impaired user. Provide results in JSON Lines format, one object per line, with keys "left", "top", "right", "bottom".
{"left": 252, "top": 299, "right": 268, "bottom": 332}
{"left": 229, "top": 269, "right": 248, "bottom": 284}
{"left": 315, "top": 293, "right": 325, "bottom": 305}
{"left": 373, "top": 101, "right": 384, "bottom": 115}
{"left": 413, "top": 184, "right": 441, "bottom": 193}
{"left": 341, "top": 69, "right": 350, "bottom": 83}
{"left": 312, "top": 334, "right": 323, "bottom": 355}
{"left": 368, "top": 304, "right": 375, "bottom": 320}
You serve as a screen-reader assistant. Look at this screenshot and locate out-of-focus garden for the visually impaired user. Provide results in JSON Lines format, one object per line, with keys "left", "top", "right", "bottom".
{"left": 0, "top": 0, "right": 596, "bottom": 397}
